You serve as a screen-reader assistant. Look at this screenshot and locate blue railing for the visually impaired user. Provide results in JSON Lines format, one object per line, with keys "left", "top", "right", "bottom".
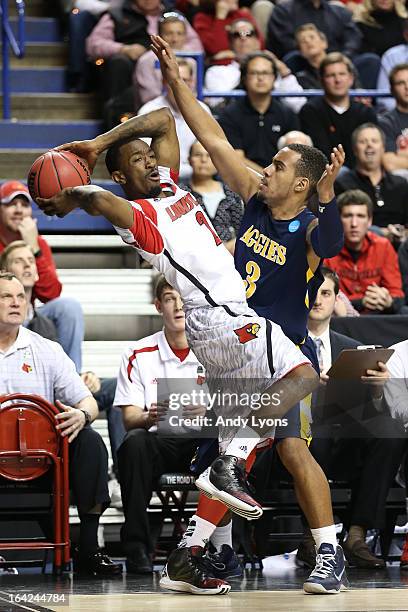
{"left": 1, "top": 0, "right": 25, "bottom": 119}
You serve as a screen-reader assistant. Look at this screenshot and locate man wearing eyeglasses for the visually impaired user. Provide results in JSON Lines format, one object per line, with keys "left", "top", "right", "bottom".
{"left": 335, "top": 123, "right": 408, "bottom": 247}
{"left": 204, "top": 19, "right": 306, "bottom": 113}
{"left": 217, "top": 51, "right": 302, "bottom": 174}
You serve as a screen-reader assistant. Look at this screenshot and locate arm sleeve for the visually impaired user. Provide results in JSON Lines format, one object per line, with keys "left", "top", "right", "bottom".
{"left": 86, "top": 13, "right": 124, "bottom": 60}
{"left": 339, "top": 8, "right": 362, "bottom": 57}
{"left": 114, "top": 349, "right": 146, "bottom": 408}
{"left": 134, "top": 52, "right": 162, "bottom": 105}
{"left": 193, "top": 13, "right": 229, "bottom": 56}
{"left": 184, "top": 20, "right": 205, "bottom": 52}
{"left": 274, "top": 74, "right": 307, "bottom": 113}
{"left": 52, "top": 343, "right": 92, "bottom": 406}
{"left": 379, "top": 116, "right": 397, "bottom": 153}
{"left": 33, "top": 237, "right": 62, "bottom": 303}
{"left": 309, "top": 199, "right": 344, "bottom": 258}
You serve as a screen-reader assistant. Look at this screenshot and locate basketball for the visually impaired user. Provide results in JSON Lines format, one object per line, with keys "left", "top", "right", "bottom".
{"left": 27, "top": 150, "right": 91, "bottom": 201}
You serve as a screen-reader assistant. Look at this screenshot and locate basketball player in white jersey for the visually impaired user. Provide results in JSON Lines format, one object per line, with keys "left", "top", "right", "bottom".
{"left": 36, "top": 108, "right": 319, "bottom": 591}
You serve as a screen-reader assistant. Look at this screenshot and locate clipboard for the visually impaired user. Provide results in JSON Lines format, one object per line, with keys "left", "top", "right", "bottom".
{"left": 326, "top": 348, "right": 394, "bottom": 379}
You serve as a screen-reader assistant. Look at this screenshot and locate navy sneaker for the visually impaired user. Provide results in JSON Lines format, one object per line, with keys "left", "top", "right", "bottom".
{"left": 205, "top": 545, "right": 243, "bottom": 579}
{"left": 303, "top": 543, "right": 349, "bottom": 594}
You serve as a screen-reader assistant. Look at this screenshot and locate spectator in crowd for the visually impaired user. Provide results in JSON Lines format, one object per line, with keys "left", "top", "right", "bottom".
{"left": 193, "top": 0, "right": 262, "bottom": 65}
{"left": 355, "top": 0, "right": 407, "bottom": 57}
{"left": 86, "top": 0, "right": 201, "bottom": 104}
{"left": 0, "top": 181, "right": 84, "bottom": 371}
{"left": 277, "top": 129, "right": 313, "bottom": 149}
{"left": 0, "top": 241, "right": 126, "bottom": 504}
{"left": 335, "top": 123, "right": 408, "bottom": 242}
{"left": 183, "top": 141, "right": 243, "bottom": 254}
{"left": 324, "top": 189, "right": 405, "bottom": 313}
{"left": 380, "top": 64, "right": 408, "bottom": 175}
{"left": 204, "top": 18, "right": 306, "bottom": 112}
{"left": 137, "top": 59, "right": 212, "bottom": 179}
{"left": 384, "top": 338, "right": 408, "bottom": 571}
{"left": 377, "top": 21, "right": 408, "bottom": 111}
{"left": 294, "top": 23, "right": 328, "bottom": 88}
{"left": 67, "top": 0, "right": 124, "bottom": 92}
{"left": 303, "top": 267, "right": 405, "bottom": 569}
{"left": 218, "top": 51, "right": 300, "bottom": 173}
{"left": 299, "top": 53, "right": 377, "bottom": 168}
{"left": 114, "top": 277, "right": 203, "bottom": 574}
{"left": 266, "top": 0, "right": 362, "bottom": 60}
{"left": 134, "top": 11, "right": 203, "bottom": 108}
{"left": 0, "top": 272, "right": 122, "bottom": 575}
{"left": 399, "top": 239, "right": 408, "bottom": 303}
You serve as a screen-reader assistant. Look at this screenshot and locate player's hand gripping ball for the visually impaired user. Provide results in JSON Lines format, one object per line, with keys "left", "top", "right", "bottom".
{"left": 27, "top": 150, "right": 91, "bottom": 201}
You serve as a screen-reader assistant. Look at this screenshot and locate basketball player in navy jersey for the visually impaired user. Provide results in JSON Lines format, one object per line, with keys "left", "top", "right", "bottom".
{"left": 150, "top": 35, "right": 347, "bottom": 595}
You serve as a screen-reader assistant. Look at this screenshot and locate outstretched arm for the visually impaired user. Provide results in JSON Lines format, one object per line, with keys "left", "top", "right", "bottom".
{"left": 56, "top": 107, "right": 180, "bottom": 175}
{"left": 151, "top": 35, "right": 260, "bottom": 203}
{"left": 37, "top": 185, "right": 134, "bottom": 229}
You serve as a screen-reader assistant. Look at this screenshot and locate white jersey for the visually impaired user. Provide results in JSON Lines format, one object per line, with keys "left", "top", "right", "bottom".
{"left": 114, "top": 166, "right": 246, "bottom": 310}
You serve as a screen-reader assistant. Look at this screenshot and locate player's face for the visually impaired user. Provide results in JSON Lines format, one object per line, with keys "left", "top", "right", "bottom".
{"left": 5, "top": 246, "right": 39, "bottom": 290}
{"left": 258, "top": 148, "right": 301, "bottom": 206}
{"left": 0, "top": 196, "right": 32, "bottom": 233}
{"left": 189, "top": 142, "right": 217, "bottom": 178}
{"left": 391, "top": 69, "right": 408, "bottom": 108}
{"left": 161, "top": 20, "right": 186, "bottom": 50}
{"left": 155, "top": 288, "right": 185, "bottom": 333}
{"left": 244, "top": 57, "right": 275, "bottom": 95}
{"left": 118, "top": 141, "right": 161, "bottom": 198}
{"left": 340, "top": 204, "right": 372, "bottom": 249}
{"left": 321, "top": 62, "right": 354, "bottom": 100}
{"left": 353, "top": 127, "right": 384, "bottom": 170}
{"left": 309, "top": 277, "right": 337, "bottom": 323}
{"left": 0, "top": 277, "right": 27, "bottom": 327}
{"left": 229, "top": 21, "right": 260, "bottom": 60}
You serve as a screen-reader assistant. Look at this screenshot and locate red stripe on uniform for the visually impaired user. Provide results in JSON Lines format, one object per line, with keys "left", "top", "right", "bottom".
{"left": 170, "top": 168, "right": 179, "bottom": 184}
{"left": 127, "top": 345, "right": 159, "bottom": 381}
{"left": 130, "top": 207, "right": 164, "bottom": 254}
{"left": 134, "top": 198, "right": 157, "bottom": 225}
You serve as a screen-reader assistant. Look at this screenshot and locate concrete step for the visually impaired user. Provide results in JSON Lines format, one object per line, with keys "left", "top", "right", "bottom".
{"left": 0, "top": 149, "right": 111, "bottom": 180}
{"left": 0, "top": 67, "right": 66, "bottom": 93}
{"left": 0, "top": 93, "right": 99, "bottom": 121}
{"left": 0, "top": 119, "right": 102, "bottom": 148}
{"left": 9, "top": 17, "right": 61, "bottom": 43}
{"left": 3, "top": 42, "right": 68, "bottom": 67}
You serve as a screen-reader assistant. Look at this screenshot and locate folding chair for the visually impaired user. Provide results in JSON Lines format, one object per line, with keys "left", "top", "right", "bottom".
{"left": 0, "top": 393, "right": 70, "bottom": 573}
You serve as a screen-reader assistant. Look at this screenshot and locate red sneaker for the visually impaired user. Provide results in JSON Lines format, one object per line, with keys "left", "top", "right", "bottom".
{"left": 401, "top": 535, "right": 408, "bottom": 571}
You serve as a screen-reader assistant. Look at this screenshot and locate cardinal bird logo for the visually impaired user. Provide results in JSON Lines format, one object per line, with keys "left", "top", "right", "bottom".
{"left": 22, "top": 363, "right": 32, "bottom": 373}
{"left": 233, "top": 323, "right": 260, "bottom": 344}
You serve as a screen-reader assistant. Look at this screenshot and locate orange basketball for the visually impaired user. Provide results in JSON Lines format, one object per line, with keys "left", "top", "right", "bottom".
{"left": 27, "top": 150, "right": 91, "bottom": 201}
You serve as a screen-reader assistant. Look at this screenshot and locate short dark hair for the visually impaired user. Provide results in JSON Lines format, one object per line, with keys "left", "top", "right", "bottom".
{"left": 351, "top": 123, "right": 385, "bottom": 148}
{"left": 287, "top": 144, "right": 328, "bottom": 198}
{"left": 389, "top": 63, "right": 408, "bottom": 87}
{"left": 105, "top": 138, "right": 134, "bottom": 175}
{"left": 319, "top": 52, "right": 354, "bottom": 79}
{"left": 320, "top": 266, "right": 339, "bottom": 295}
{"left": 0, "top": 271, "right": 19, "bottom": 283}
{"left": 337, "top": 189, "right": 373, "bottom": 217}
{"left": 240, "top": 51, "right": 277, "bottom": 81}
{"left": 154, "top": 275, "right": 174, "bottom": 301}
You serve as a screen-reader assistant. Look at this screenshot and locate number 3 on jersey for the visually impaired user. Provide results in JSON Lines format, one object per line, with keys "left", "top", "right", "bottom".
{"left": 244, "top": 260, "right": 260, "bottom": 299}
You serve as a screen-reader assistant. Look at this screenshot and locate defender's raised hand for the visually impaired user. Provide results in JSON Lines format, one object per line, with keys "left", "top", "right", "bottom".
{"left": 317, "top": 144, "right": 345, "bottom": 203}
{"left": 150, "top": 35, "right": 182, "bottom": 86}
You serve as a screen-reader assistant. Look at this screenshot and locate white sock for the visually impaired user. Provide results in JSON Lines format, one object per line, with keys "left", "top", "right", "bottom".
{"left": 178, "top": 515, "right": 216, "bottom": 549}
{"left": 210, "top": 521, "right": 232, "bottom": 552}
{"left": 311, "top": 525, "right": 338, "bottom": 551}
{"left": 224, "top": 428, "right": 260, "bottom": 460}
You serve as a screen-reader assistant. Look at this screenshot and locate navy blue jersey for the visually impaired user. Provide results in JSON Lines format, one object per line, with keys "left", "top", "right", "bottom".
{"left": 235, "top": 195, "right": 324, "bottom": 348}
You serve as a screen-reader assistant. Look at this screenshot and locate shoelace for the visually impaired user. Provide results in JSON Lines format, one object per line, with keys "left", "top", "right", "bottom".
{"left": 309, "top": 553, "right": 336, "bottom": 579}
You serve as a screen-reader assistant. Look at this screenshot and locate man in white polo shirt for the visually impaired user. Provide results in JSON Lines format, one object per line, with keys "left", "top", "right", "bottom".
{"left": 0, "top": 271, "right": 122, "bottom": 576}
{"left": 114, "top": 276, "right": 211, "bottom": 576}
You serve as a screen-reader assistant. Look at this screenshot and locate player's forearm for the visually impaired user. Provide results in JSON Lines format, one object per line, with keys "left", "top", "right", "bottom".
{"left": 169, "top": 76, "right": 226, "bottom": 147}
{"left": 93, "top": 108, "right": 173, "bottom": 153}
{"left": 71, "top": 186, "right": 133, "bottom": 228}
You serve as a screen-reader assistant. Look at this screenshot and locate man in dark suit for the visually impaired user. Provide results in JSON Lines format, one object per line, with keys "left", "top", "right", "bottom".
{"left": 302, "top": 266, "right": 405, "bottom": 569}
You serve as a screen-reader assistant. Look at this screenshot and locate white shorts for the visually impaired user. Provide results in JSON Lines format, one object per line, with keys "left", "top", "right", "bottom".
{"left": 185, "top": 303, "right": 310, "bottom": 443}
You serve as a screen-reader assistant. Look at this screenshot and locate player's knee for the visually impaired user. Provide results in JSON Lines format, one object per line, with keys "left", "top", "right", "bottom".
{"left": 278, "top": 437, "right": 310, "bottom": 470}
